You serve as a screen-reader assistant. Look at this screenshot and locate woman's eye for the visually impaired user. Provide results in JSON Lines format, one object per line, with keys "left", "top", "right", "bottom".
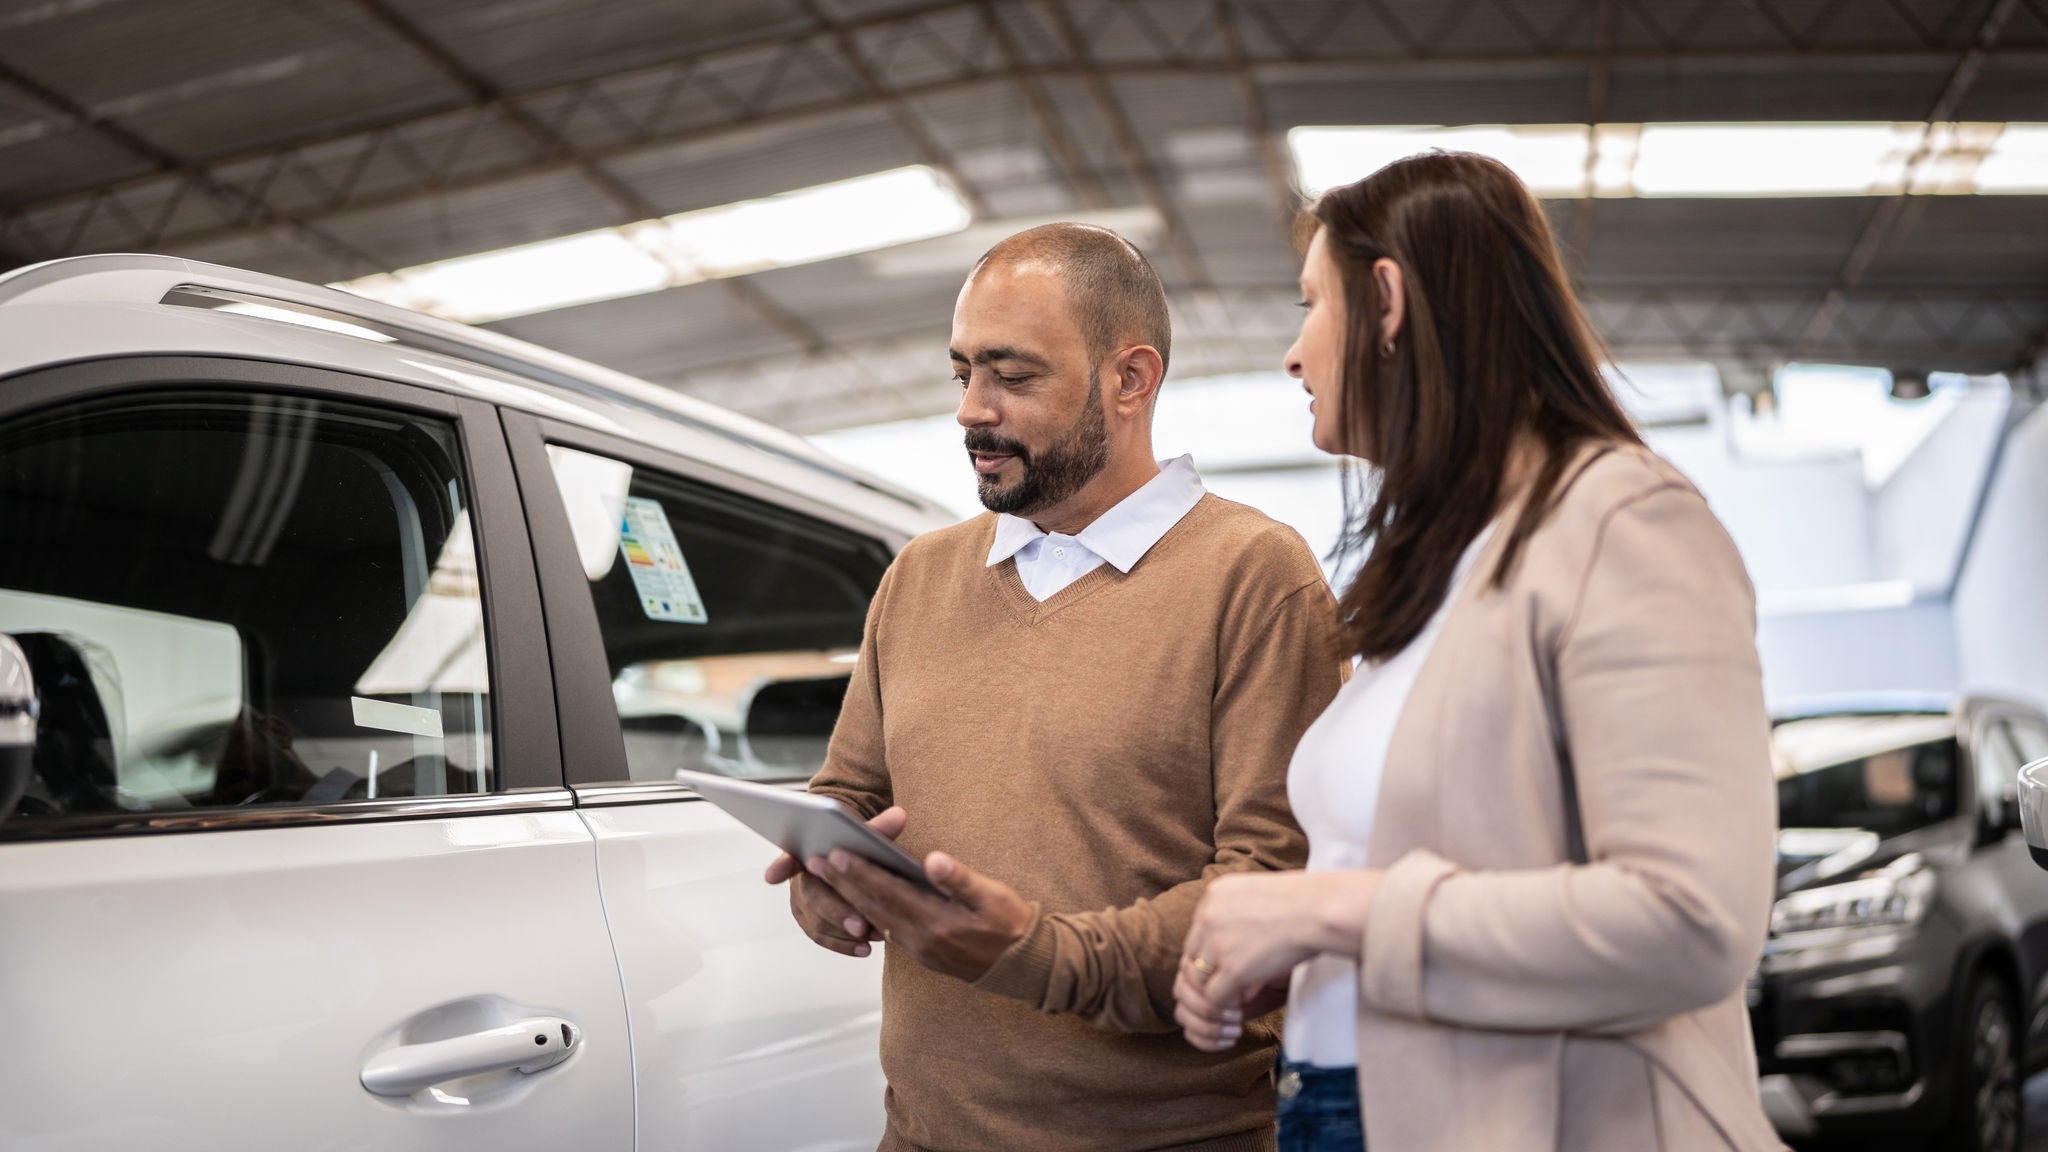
{"left": 1295, "top": 299, "right": 1311, "bottom": 311}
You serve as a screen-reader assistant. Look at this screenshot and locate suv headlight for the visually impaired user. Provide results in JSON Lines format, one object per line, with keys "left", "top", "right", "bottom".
{"left": 1763, "top": 854, "right": 1934, "bottom": 974}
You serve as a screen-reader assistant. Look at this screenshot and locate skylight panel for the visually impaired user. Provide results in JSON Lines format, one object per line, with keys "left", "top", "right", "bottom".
{"left": 1289, "top": 125, "right": 1590, "bottom": 198}
{"left": 1288, "top": 122, "right": 2048, "bottom": 199}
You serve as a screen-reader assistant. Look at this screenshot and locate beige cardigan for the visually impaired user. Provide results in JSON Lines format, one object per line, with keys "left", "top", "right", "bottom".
{"left": 1354, "top": 444, "right": 1785, "bottom": 1152}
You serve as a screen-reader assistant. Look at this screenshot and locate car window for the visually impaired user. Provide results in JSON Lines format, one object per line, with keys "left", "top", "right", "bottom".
{"left": 2008, "top": 717, "right": 2048, "bottom": 765}
{"left": 1976, "top": 719, "right": 2025, "bottom": 823}
{"left": 0, "top": 390, "right": 493, "bottom": 818}
{"left": 546, "top": 445, "right": 890, "bottom": 782}
{"left": 1772, "top": 714, "right": 1958, "bottom": 837}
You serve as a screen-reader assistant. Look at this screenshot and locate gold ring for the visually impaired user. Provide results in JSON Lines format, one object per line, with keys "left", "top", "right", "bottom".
{"left": 1192, "top": 955, "right": 1217, "bottom": 978}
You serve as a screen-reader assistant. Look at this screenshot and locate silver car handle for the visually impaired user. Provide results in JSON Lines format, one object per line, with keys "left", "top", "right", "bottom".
{"left": 361, "top": 1017, "right": 579, "bottom": 1096}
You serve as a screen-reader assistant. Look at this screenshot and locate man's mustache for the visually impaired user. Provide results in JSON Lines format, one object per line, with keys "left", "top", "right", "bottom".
{"left": 964, "top": 430, "right": 1030, "bottom": 463}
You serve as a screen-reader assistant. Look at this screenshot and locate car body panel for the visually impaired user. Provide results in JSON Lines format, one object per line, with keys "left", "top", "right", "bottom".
{"left": 0, "top": 810, "right": 635, "bottom": 1152}
{"left": 576, "top": 797, "right": 888, "bottom": 1151}
{"left": 0, "top": 254, "right": 950, "bottom": 1150}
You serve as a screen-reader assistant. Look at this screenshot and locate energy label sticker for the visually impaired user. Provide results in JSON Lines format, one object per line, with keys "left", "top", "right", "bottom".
{"left": 619, "top": 496, "right": 708, "bottom": 624}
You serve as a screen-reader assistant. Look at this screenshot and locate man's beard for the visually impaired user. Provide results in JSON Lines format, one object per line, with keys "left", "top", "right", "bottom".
{"left": 966, "top": 385, "right": 1110, "bottom": 516}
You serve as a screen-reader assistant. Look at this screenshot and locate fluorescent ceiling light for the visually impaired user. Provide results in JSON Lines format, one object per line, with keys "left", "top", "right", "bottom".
{"left": 1290, "top": 125, "right": 1590, "bottom": 198}
{"left": 1629, "top": 124, "right": 1911, "bottom": 196}
{"left": 333, "top": 166, "right": 973, "bottom": 324}
{"left": 1289, "top": 123, "right": 2048, "bottom": 199}
{"left": 1974, "top": 123, "right": 2048, "bottom": 193}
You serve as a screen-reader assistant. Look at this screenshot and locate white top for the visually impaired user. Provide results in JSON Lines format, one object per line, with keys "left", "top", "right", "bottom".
{"left": 1282, "top": 523, "right": 1497, "bottom": 1068}
{"left": 985, "top": 455, "right": 1207, "bottom": 601}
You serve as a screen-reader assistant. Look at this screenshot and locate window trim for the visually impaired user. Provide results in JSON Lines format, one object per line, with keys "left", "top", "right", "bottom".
{"left": 501, "top": 410, "right": 903, "bottom": 791}
{"left": 0, "top": 355, "right": 563, "bottom": 840}
{"left": 0, "top": 788, "right": 575, "bottom": 840}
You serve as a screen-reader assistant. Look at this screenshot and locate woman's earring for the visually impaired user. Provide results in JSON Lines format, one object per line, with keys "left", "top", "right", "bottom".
{"left": 1381, "top": 338, "right": 1396, "bottom": 357}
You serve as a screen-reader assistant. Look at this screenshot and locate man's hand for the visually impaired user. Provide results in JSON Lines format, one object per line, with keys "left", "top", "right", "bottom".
{"left": 764, "top": 806, "right": 907, "bottom": 959}
{"left": 822, "top": 848, "right": 1036, "bottom": 983}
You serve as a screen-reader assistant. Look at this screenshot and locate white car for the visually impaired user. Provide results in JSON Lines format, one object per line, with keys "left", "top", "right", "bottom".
{"left": 0, "top": 254, "right": 950, "bottom": 1151}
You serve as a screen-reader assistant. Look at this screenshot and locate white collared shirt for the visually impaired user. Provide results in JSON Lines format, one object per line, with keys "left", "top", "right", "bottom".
{"left": 984, "top": 455, "right": 1207, "bottom": 601}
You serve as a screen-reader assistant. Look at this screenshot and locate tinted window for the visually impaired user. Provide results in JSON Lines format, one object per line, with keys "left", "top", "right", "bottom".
{"left": 1773, "top": 713, "right": 1958, "bottom": 837}
{"left": 1976, "top": 718, "right": 2026, "bottom": 825}
{"left": 0, "top": 390, "right": 492, "bottom": 817}
{"left": 2008, "top": 717, "right": 2048, "bottom": 765}
{"left": 547, "top": 446, "right": 890, "bottom": 782}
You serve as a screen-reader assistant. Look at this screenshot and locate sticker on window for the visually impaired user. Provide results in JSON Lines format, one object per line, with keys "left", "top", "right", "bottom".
{"left": 619, "top": 496, "right": 708, "bottom": 624}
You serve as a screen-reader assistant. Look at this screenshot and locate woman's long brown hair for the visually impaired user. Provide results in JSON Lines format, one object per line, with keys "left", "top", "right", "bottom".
{"left": 1311, "top": 151, "right": 1642, "bottom": 662}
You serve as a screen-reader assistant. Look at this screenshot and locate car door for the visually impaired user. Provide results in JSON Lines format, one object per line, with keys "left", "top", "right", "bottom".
{"left": 502, "top": 409, "right": 896, "bottom": 1151}
{"left": 0, "top": 357, "right": 632, "bottom": 1152}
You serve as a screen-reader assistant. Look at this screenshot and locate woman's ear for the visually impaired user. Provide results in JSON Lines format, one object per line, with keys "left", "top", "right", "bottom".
{"left": 1373, "top": 258, "right": 1406, "bottom": 348}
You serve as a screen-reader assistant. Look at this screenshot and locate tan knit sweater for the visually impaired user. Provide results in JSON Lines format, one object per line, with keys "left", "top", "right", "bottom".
{"left": 811, "top": 494, "right": 1343, "bottom": 1152}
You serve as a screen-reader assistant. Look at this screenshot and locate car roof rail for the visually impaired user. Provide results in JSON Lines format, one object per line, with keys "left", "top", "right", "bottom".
{"left": 0, "top": 254, "right": 931, "bottom": 512}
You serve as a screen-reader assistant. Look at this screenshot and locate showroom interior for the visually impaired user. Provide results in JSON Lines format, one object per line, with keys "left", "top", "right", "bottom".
{"left": 3, "top": 1, "right": 2048, "bottom": 1150}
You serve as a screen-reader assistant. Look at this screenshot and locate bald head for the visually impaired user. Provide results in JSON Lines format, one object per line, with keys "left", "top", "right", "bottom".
{"left": 968, "top": 222, "right": 1172, "bottom": 377}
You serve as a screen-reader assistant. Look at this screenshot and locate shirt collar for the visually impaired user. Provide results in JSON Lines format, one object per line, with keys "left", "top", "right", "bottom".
{"left": 984, "top": 455, "right": 1207, "bottom": 572}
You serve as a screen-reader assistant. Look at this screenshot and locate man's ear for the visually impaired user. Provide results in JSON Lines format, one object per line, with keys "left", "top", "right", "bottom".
{"left": 1111, "top": 345, "right": 1165, "bottom": 413}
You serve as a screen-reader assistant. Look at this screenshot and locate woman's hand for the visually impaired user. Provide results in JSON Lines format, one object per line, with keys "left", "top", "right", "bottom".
{"left": 1174, "top": 964, "right": 1289, "bottom": 1052}
{"left": 1176, "top": 870, "right": 1383, "bottom": 1048}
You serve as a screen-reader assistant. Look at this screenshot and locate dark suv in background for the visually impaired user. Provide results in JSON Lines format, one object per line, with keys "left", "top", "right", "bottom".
{"left": 1755, "top": 695, "right": 2048, "bottom": 1152}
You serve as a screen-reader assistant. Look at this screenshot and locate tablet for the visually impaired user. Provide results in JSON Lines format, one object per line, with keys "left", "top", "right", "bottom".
{"left": 677, "top": 768, "right": 939, "bottom": 895}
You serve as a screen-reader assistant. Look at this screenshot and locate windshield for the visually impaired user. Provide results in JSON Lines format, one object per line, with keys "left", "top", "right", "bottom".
{"left": 1772, "top": 713, "right": 1958, "bottom": 836}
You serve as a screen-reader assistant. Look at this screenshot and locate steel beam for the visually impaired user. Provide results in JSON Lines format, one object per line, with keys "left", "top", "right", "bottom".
{"left": 1794, "top": 0, "right": 2026, "bottom": 357}
{"left": 795, "top": 0, "right": 991, "bottom": 219}
{"left": 13, "top": 10, "right": 2026, "bottom": 266}
{"left": 1567, "top": 0, "right": 1616, "bottom": 276}
{"left": 0, "top": 58, "right": 388, "bottom": 275}
{"left": 1042, "top": 0, "right": 1213, "bottom": 290}
{"left": 1216, "top": 0, "right": 1299, "bottom": 227}
{"left": 977, "top": 0, "right": 1110, "bottom": 210}
{"left": 345, "top": 0, "right": 829, "bottom": 352}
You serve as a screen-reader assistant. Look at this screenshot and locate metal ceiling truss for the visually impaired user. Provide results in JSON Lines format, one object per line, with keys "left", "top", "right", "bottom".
{"left": 345, "top": 0, "right": 830, "bottom": 350}
{"left": 3, "top": 0, "right": 2045, "bottom": 407}
{"left": 4, "top": 0, "right": 2039, "bottom": 270}
{"left": 1791, "top": 0, "right": 2027, "bottom": 362}
{"left": 690, "top": 279, "right": 2048, "bottom": 429}
{"left": 1589, "top": 283, "right": 2048, "bottom": 374}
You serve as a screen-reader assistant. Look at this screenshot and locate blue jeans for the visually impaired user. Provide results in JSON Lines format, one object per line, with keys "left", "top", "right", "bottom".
{"left": 1274, "top": 1058, "right": 1364, "bottom": 1152}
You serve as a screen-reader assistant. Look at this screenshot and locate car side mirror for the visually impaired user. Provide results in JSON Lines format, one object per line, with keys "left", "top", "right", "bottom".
{"left": 2019, "top": 757, "right": 2048, "bottom": 870}
{"left": 0, "top": 634, "right": 37, "bottom": 824}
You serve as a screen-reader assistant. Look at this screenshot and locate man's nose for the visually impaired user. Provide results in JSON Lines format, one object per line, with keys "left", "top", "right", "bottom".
{"left": 957, "top": 376, "right": 999, "bottom": 428}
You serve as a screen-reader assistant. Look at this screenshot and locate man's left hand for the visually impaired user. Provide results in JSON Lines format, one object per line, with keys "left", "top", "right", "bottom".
{"left": 816, "top": 848, "right": 1035, "bottom": 982}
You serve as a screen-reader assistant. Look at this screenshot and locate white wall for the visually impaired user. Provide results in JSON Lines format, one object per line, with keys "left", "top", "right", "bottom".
{"left": 1874, "top": 383, "right": 2011, "bottom": 595}
{"left": 814, "top": 367, "right": 2019, "bottom": 714}
{"left": 1953, "top": 398, "right": 2048, "bottom": 710}
{"left": 1756, "top": 601, "right": 1959, "bottom": 710}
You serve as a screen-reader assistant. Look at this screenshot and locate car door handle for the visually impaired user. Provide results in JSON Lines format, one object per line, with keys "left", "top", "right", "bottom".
{"left": 361, "top": 1016, "right": 580, "bottom": 1096}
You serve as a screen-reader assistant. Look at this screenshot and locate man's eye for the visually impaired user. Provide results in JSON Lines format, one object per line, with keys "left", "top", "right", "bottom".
{"left": 952, "top": 374, "right": 970, "bottom": 387}
{"left": 997, "top": 374, "right": 1028, "bottom": 386}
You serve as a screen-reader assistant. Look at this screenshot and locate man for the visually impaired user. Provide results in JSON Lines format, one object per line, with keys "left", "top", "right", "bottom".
{"left": 765, "top": 223, "right": 1342, "bottom": 1151}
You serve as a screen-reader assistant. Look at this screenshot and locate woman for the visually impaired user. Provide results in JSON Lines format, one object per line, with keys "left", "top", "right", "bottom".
{"left": 1174, "top": 152, "right": 1782, "bottom": 1151}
